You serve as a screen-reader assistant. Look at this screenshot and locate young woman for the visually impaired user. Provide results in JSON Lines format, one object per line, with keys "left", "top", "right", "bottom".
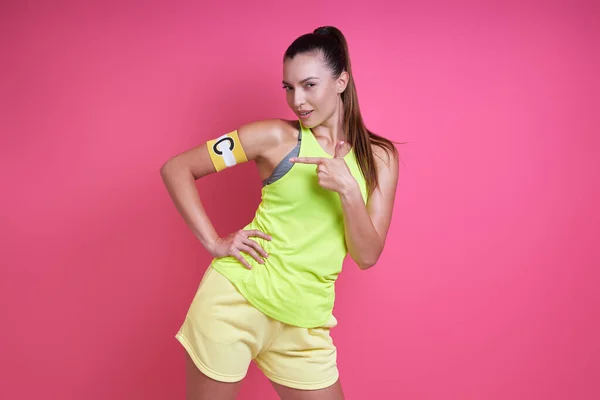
{"left": 161, "top": 26, "right": 399, "bottom": 400}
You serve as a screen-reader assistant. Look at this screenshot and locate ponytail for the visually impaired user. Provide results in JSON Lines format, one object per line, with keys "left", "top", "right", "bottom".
{"left": 285, "top": 26, "right": 398, "bottom": 194}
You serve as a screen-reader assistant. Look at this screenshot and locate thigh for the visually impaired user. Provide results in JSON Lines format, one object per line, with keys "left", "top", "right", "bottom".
{"left": 177, "top": 267, "right": 272, "bottom": 394}
{"left": 271, "top": 379, "right": 344, "bottom": 400}
{"left": 185, "top": 351, "right": 242, "bottom": 400}
{"left": 255, "top": 315, "right": 339, "bottom": 392}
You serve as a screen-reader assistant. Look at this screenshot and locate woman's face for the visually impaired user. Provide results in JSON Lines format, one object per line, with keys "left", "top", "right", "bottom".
{"left": 282, "top": 52, "right": 344, "bottom": 128}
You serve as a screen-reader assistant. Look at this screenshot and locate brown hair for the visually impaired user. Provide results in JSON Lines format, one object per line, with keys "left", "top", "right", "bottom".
{"left": 284, "top": 26, "right": 399, "bottom": 194}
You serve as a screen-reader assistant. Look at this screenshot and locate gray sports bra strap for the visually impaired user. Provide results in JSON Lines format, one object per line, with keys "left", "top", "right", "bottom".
{"left": 262, "top": 129, "right": 302, "bottom": 186}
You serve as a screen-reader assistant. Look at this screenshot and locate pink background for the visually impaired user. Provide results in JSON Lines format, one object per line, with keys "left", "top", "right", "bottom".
{"left": 1, "top": 1, "right": 598, "bottom": 399}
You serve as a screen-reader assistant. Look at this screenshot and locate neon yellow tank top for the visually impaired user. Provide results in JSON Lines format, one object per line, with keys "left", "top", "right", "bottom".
{"left": 210, "top": 121, "right": 368, "bottom": 328}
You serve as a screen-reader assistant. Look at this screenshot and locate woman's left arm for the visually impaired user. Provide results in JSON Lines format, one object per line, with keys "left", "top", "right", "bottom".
{"left": 291, "top": 143, "right": 400, "bottom": 270}
{"left": 339, "top": 145, "right": 399, "bottom": 269}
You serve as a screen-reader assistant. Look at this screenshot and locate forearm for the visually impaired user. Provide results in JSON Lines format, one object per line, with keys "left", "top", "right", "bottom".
{"left": 160, "top": 161, "right": 218, "bottom": 252}
{"left": 339, "top": 185, "right": 383, "bottom": 270}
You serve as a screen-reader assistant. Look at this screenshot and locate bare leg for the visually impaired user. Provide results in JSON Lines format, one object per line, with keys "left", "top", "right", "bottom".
{"left": 271, "top": 379, "right": 345, "bottom": 400}
{"left": 185, "top": 351, "right": 242, "bottom": 400}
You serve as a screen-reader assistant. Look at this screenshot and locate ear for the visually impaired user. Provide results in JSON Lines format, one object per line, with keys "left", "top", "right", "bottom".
{"left": 337, "top": 71, "right": 349, "bottom": 94}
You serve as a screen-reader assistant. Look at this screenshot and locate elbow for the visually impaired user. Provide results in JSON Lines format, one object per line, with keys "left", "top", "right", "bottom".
{"left": 160, "top": 159, "right": 172, "bottom": 178}
{"left": 160, "top": 157, "right": 180, "bottom": 180}
{"left": 354, "top": 244, "right": 384, "bottom": 270}
{"left": 351, "top": 245, "right": 383, "bottom": 270}
{"left": 357, "top": 256, "right": 379, "bottom": 271}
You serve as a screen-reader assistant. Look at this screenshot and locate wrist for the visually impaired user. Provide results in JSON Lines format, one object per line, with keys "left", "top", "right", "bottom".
{"left": 199, "top": 234, "right": 219, "bottom": 254}
{"left": 339, "top": 180, "right": 361, "bottom": 202}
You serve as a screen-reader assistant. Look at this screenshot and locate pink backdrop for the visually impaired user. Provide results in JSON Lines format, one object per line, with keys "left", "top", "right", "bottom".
{"left": 1, "top": 1, "right": 598, "bottom": 399}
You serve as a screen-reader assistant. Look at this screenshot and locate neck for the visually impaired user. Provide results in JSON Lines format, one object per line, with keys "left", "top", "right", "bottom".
{"left": 311, "top": 97, "right": 346, "bottom": 144}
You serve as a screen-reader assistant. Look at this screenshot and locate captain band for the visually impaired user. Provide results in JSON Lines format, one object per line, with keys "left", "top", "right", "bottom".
{"left": 206, "top": 130, "right": 248, "bottom": 171}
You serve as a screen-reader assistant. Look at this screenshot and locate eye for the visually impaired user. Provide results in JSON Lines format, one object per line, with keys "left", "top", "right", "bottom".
{"left": 305, "top": 83, "right": 315, "bottom": 89}
{"left": 282, "top": 85, "right": 293, "bottom": 92}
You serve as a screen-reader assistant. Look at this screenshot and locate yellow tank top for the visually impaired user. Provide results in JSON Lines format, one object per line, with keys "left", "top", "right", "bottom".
{"left": 210, "top": 121, "right": 368, "bottom": 328}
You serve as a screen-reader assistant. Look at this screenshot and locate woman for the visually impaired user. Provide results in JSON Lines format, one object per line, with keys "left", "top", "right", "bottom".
{"left": 161, "top": 26, "right": 399, "bottom": 400}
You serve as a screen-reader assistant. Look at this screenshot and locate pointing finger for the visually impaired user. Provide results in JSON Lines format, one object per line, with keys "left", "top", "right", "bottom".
{"left": 290, "top": 157, "right": 326, "bottom": 164}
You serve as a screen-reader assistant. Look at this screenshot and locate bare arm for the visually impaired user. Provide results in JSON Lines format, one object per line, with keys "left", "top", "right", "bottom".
{"left": 160, "top": 119, "right": 286, "bottom": 268}
{"left": 341, "top": 146, "right": 399, "bottom": 269}
{"left": 291, "top": 143, "right": 400, "bottom": 270}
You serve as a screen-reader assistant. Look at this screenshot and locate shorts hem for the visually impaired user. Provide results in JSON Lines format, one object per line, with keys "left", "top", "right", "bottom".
{"left": 175, "top": 332, "right": 246, "bottom": 383}
{"left": 260, "top": 367, "right": 340, "bottom": 390}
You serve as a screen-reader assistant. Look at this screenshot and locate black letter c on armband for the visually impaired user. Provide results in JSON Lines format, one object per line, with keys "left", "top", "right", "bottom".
{"left": 213, "top": 137, "right": 235, "bottom": 155}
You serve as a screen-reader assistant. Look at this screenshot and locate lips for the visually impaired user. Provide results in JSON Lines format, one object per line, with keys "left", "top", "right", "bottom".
{"left": 298, "top": 110, "right": 313, "bottom": 117}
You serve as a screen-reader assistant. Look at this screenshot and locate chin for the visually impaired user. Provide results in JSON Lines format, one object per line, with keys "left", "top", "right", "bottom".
{"left": 303, "top": 116, "right": 325, "bottom": 129}
{"left": 298, "top": 117, "right": 317, "bottom": 129}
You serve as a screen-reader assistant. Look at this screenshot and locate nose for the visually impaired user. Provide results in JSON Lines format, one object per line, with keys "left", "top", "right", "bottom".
{"left": 293, "top": 91, "right": 305, "bottom": 109}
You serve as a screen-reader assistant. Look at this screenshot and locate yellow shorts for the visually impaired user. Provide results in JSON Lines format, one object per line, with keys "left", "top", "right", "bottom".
{"left": 175, "top": 266, "right": 339, "bottom": 390}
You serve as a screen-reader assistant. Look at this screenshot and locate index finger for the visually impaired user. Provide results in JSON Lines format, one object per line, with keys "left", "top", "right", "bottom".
{"left": 290, "top": 157, "right": 326, "bottom": 164}
{"left": 245, "top": 230, "right": 272, "bottom": 241}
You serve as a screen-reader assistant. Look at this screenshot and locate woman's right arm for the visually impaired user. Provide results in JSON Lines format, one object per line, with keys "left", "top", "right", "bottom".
{"left": 159, "top": 119, "right": 286, "bottom": 269}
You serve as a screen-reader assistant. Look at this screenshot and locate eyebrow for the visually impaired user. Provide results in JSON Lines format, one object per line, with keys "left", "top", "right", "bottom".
{"left": 282, "top": 76, "right": 320, "bottom": 85}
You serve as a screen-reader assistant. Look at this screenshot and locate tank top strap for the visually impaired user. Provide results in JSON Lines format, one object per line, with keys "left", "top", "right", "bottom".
{"left": 298, "top": 120, "right": 331, "bottom": 157}
{"left": 298, "top": 120, "right": 357, "bottom": 163}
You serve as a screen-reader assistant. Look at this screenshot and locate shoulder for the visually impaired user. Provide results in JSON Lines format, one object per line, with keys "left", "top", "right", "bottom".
{"left": 237, "top": 118, "right": 298, "bottom": 159}
{"left": 367, "top": 141, "right": 399, "bottom": 201}
{"left": 237, "top": 118, "right": 299, "bottom": 147}
{"left": 236, "top": 118, "right": 299, "bottom": 159}
{"left": 372, "top": 142, "right": 399, "bottom": 172}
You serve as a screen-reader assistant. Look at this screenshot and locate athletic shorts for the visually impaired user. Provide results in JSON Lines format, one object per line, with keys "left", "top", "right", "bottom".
{"left": 175, "top": 266, "right": 339, "bottom": 390}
